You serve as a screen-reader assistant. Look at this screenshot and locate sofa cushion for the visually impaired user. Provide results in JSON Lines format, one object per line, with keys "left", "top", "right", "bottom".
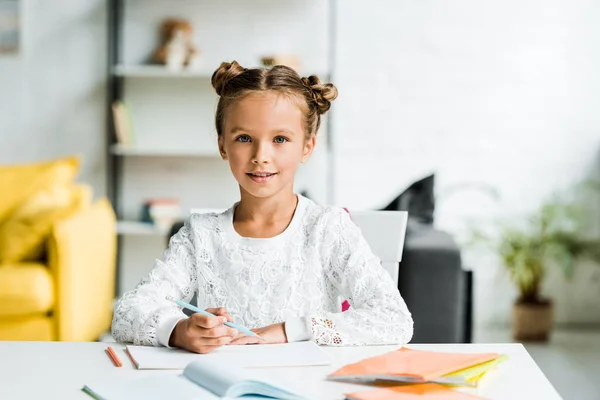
{"left": 0, "top": 315, "right": 54, "bottom": 341}
{"left": 381, "top": 174, "right": 435, "bottom": 225}
{"left": 0, "top": 156, "right": 80, "bottom": 224}
{"left": 0, "top": 263, "right": 54, "bottom": 316}
{"left": 0, "top": 184, "right": 91, "bottom": 263}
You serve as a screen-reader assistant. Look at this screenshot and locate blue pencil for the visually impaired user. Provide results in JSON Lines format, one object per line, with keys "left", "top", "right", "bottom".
{"left": 165, "top": 296, "right": 259, "bottom": 337}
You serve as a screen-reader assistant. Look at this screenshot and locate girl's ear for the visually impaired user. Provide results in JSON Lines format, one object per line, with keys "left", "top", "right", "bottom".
{"left": 301, "top": 135, "right": 316, "bottom": 163}
{"left": 218, "top": 136, "right": 227, "bottom": 160}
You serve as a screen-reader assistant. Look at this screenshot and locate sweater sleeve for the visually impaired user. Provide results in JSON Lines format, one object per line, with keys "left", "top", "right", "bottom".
{"left": 111, "top": 217, "right": 198, "bottom": 347}
{"left": 305, "top": 208, "right": 413, "bottom": 346}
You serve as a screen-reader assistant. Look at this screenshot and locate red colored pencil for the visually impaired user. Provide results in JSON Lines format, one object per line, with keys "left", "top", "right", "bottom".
{"left": 106, "top": 346, "right": 123, "bottom": 367}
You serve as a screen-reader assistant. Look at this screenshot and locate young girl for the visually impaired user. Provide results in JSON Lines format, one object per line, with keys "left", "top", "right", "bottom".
{"left": 112, "top": 61, "right": 413, "bottom": 354}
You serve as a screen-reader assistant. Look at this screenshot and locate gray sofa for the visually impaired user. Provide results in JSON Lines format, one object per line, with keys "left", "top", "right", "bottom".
{"left": 379, "top": 174, "right": 471, "bottom": 343}
{"left": 398, "top": 226, "right": 471, "bottom": 343}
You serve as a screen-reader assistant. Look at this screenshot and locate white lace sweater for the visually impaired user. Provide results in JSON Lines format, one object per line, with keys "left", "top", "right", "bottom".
{"left": 112, "top": 195, "right": 413, "bottom": 347}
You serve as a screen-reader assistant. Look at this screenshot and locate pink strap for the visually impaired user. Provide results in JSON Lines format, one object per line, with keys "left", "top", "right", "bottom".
{"left": 341, "top": 300, "right": 351, "bottom": 312}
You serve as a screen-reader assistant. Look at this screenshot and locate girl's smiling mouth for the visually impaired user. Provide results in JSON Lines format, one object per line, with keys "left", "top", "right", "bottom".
{"left": 247, "top": 171, "right": 278, "bottom": 183}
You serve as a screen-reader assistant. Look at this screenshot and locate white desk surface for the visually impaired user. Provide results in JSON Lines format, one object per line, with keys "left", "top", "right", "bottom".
{"left": 0, "top": 342, "right": 561, "bottom": 400}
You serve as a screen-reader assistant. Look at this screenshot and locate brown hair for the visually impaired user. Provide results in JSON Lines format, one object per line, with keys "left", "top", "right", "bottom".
{"left": 211, "top": 60, "right": 338, "bottom": 139}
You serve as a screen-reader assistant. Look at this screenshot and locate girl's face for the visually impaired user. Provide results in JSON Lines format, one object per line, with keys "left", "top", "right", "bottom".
{"left": 218, "top": 91, "right": 315, "bottom": 200}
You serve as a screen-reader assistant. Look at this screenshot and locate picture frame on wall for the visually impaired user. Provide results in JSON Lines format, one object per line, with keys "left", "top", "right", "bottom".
{"left": 0, "top": 0, "right": 19, "bottom": 55}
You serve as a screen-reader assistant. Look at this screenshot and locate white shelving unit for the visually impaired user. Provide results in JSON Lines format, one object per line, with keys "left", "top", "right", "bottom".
{"left": 117, "top": 211, "right": 227, "bottom": 237}
{"left": 113, "top": 64, "right": 213, "bottom": 79}
{"left": 113, "top": 64, "right": 329, "bottom": 80}
{"left": 116, "top": 220, "right": 169, "bottom": 236}
{"left": 110, "top": 144, "right": 220, "bottom": 157}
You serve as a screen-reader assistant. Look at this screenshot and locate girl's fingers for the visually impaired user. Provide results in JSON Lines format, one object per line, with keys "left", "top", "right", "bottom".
{"left": 190, "top": 313, "right": 227, "bottom": 329}
{"left": 229, "top": 336, "right": 261, "bottom": 345}
{"left": 195, "top": 335, "right": 234, "bottom": 346}
{"left": 200, "top": 325, "right": 238, "bottom": 338}
{"left": 219, "top": 309, "right": 234, "bottom": 322}
{"left": 206, "top": 307, "right": 234, "bottom": 322}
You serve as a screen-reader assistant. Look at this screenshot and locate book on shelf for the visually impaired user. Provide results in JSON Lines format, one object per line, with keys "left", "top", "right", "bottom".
{"left": 141, "top": 198, "right": 182, "bottom": 232}
{"left": 111, "top": 100, "right": 134, "bottom": 146}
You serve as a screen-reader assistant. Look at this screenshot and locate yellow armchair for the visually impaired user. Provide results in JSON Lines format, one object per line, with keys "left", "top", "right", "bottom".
{"left": 0, "top": 198, "right": 117, "bottom": 341}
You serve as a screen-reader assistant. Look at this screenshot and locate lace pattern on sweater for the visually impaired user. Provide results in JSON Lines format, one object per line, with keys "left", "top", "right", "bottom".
{"left": 111, "top": 196, "right": 413, "bottom": 346}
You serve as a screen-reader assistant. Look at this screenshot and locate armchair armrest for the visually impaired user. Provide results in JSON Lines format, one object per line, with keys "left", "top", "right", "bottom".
{"left": 48, "top": 198, "right": 117, "bottom": 341}
{"left": 398, "top": 228, "right": 466, "bottom": 343}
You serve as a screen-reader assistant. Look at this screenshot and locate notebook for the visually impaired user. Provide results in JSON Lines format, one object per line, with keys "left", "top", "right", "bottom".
{"left": 344, "top": 383, "right": 485, "bottom": 400}
{"left": 83, "top": 356, "right": 307, "bottom": 400}
{"left": 328, "top": 347, "right": 500, "bottom": 386}
{"left": 126, "top": 341, "right": 331, "bottom": 370}
{"left": 444, "top": 354, "right": 509, "bottom": 386}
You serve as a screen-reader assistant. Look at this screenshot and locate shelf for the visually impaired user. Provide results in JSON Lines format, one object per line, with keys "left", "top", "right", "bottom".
{"left": 117, "top": 212, "right": 225, "bottom": 236}
{"left": 113, "top": 64, "right": 330, "bottom": 79}
{"left": 113, "top": 65, "right": 214, "bottom": 78}
{"left": 110, "top": 144, "right": 220, "bottom": 157}
{"left": 117, "top": 221, "right": 170, "bottom": 236}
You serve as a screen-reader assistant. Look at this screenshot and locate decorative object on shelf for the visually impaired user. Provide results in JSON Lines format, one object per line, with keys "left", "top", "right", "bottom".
{"left": 260, "top": 55, "right": 301, "bottom": 72}
{"left": 470, "top": 181, "right": 600, "bottom": 341}
{"left": 141, "top": 198, "right": 182, "bottom": 232}
{"left": 153, "top": 18, "right": 201, "bottom": 71}
{"left": 111, "top": 100, "right": 134, "bottom": 146}
{"left": 0, "top": 0, "right": 20, "bottom": 55}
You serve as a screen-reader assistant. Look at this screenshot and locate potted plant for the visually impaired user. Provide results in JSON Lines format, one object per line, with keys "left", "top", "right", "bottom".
{"left": 471, "top": 183, "right": 600, "bottom": 341}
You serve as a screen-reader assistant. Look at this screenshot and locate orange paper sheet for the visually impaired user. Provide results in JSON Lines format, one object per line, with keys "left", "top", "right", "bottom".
{"left": 345, "top": 383, "right": 486, "bottom": 400}
{"left": 330, "top": 347, "right": 499, "bottom": 382}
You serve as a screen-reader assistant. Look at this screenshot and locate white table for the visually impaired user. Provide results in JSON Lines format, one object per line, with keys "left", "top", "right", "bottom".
{"left": 0, "top": 342, "right": 561, "bottom": 399}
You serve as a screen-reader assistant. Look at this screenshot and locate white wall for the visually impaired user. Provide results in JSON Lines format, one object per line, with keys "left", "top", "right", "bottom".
{"left": 333, "top": 0, "right": 600, "bottom": 326}
{"left": 0, "top": 0, "right": 107, "bottom": 197}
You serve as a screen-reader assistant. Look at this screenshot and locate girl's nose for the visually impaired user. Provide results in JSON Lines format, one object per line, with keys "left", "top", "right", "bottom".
{"left": 251, "top": 142, "right": 270, "bottom": 164}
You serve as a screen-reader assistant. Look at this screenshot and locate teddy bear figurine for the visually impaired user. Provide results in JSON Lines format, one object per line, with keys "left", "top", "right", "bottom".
{"left": 154, "top": 18, "right": 201, "bottom": 71}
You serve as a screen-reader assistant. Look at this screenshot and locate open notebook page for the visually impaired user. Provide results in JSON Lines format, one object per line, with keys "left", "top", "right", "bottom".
{"left": 83, "top": 358, "right": 307, "bottom": 400}
{"left": 183, "top": 358, "right": 306, "bottom": 399}
{"left": 126, "top": 341, "right": 331, "bottom": 370}
{"left": 82, "top": 374, "right": 219, "bottom": 400}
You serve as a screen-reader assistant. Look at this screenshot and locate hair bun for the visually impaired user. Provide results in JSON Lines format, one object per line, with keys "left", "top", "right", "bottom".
{"left": 211, "top": 61, "right": 246, "bottom": 96}
{"left": 301, "top": 75, "right": 338, "bottom": 115}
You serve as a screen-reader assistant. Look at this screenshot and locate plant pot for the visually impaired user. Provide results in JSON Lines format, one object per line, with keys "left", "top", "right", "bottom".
{"left": 512, "top": 300, "right": 553, "bottom": 342}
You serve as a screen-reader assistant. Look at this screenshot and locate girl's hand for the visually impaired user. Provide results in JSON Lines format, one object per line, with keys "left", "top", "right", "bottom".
{"left": 169, "top": 307, "right": 238, "bottom": 354}
{"left": 229, "top": 322, "right": 287, "bottom": 345}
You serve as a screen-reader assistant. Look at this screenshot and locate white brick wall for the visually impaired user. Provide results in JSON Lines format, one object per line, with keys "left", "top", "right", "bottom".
{"left": 332, "top": 0, "right": 600, "bottom": 326}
